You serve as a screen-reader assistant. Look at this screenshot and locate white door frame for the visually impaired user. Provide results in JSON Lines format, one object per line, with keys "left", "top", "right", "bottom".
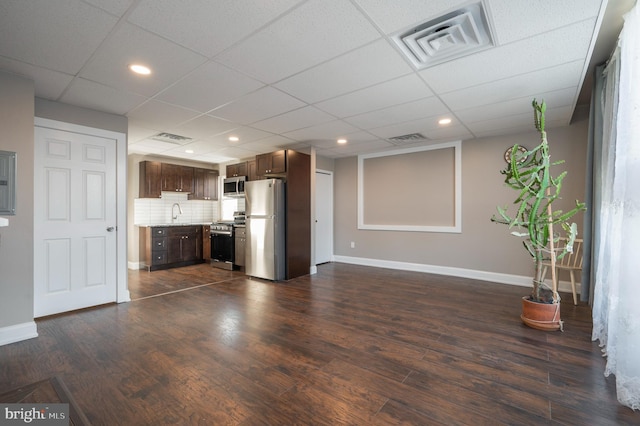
{"left": 34, "top": 117, "right": 130, "bottom": 306}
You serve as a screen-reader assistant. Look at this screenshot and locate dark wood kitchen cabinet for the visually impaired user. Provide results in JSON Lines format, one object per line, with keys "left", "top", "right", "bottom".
{"left": 140, "top": 225, "right": 204, "bottom": 271}
{"left": 191, "top": 168, "right": 219, "bottom": 200}
{"left": 167, "top": 226, "right": 201, "bottom": 264}
{"left": 283, "top": 150, "right": 311, "bottom": 280}
{"left": 256, "top": 150, "right": 286, "bottom": 176}
{"left": 247, "top": 159, "right": 258, "bottom": 181}
{"left": 226, "top": 162, "right": 247, "bottom": 178}
{"left": 202, "top": 225, "right": 211, "bottom": 260}
{"left": 161, "top": 163, "right": 194, "bottom": 193}
{"left": 139, "top": 161, "right": 162, "bottom": 198}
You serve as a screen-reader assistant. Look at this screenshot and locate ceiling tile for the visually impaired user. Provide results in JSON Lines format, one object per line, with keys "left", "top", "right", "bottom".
{"left": 343, "top": 96, "right": 449, "bottom": 130}
{"left": 488, "top": 0, "right": 604, "bottom": 44}
{"left": 127, "top": 124, "right": 158, "bottom": 144}
{"left": 327, "top": 139, "right": 397, "bottom": 157}
{"left": 467, "top": 105, "right": 574, "bottom": 135}
{"left": 212, "top": 146, "right": 263, "bottom": 162}
{"left": 159, "top": 139, "right": 225, "bottom": 156}
{"left": 440, "top": 60, "right": 584, "bottom": 111}
{"left": 239, "top": 135, "right": 296, "bottom": 152}
{"left": 169, "top": 115, "right": 238, "bottom": 141}
{"left": 0, "top": 0, "right": 118, "bottom": 74}
{"left": 353, "top": 0, "right": 459, "bottom": 34}
{"left": 127, "top": 138, "right": 182, "bottom": 154}
{"left": 420, "top": 20, "right": 597, "bottom": 94}
{"left": 366, "top": 116, "right": 441, "bottom": 139}
{"left": 79, "top": 23, "right": 207, "bottom": 97}
{"left": 251, "top": 106, "right": 335, "bottom": 134}
{"left": 209, "top": 87, "right": 305, "bottom": 125}
{"left": 283, "top": 120, "right": 361, "bottom": 142}
{"left": 83, "top": 0, "right": 134, "bottom": 16}
{"left": 315, "top": 74, "right": 434, "bottom": 118}
{"left": 275, "top": 39, "right": 414, "bottom": 104}
{"left": 454, "top": 87, "right": 577, "bottom": 124}
{"left": 155, "top": 61, "right": 264, "bottom": 113}
{"left": 421, "top": 124, "right": 473, "bottom": 141}
{"left": 215, "top": 0, "right": 381, "bottom": 83}
{"left": 205, "top": 126, "right": 276, "bottom": 146}
{"left": 60, "top": 78, "right": 147, "bottom": 115}
{"left": 127, "top": 0, "right": 303, "bottom": 58}
{"left": 127, "top": 100, "right": 201, "bottom": 130}
{"left": 0, "top": 57, "right": 73, "bottom": 100}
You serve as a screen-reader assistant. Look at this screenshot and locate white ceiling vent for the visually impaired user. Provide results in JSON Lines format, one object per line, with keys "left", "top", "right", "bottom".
{"left": 392, "top": 2, "right": 494, "bottom": 69}
{"left": 150, "top": 132, "right": 193, "bottom": 145}
{"left": 387, "top": 133, "right": 428, "bottom": 144}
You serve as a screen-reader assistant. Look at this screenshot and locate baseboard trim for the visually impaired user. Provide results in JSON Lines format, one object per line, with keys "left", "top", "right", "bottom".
{"left": 332, "top": 255, "right": 580, "bottom": 295}
{"left": 128, "top": 261, "right": 141, "bottom": 270}
{"left": 0, "top": 321, "right": 38, "bottom": 347}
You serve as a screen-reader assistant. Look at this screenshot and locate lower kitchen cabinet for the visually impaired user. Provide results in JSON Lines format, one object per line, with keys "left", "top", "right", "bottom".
{"left": 140, "top": 225, "right": 204, "bottom": 271}
{"left": 168, "top": 226, "right": 201, "bottom": 263}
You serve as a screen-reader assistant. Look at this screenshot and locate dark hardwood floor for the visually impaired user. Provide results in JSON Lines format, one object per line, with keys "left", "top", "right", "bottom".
{"left": 1, "top": 263, "right": 638, "bottom": 425}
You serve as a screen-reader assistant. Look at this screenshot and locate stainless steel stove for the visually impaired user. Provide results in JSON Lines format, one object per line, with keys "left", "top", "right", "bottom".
{"left": 210, "top": 221, "right": 234, "bottom": 270}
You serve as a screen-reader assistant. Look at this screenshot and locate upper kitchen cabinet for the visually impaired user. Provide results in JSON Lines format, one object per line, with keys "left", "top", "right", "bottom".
{"left": 226, "top": 161, "right": 247, "bottom": 178}
{"left": 139, "top": 161, "right": 162, "bottom": 198}
{"left": 161, "top": 163, "right": 194, "bottom": 193}
{"left": 191, "top": 168, "right": 219, "bottom": 200}
{"left": 256, "top": 150, "right": 286, "bottom": 177}
{"left": 247, "top": 159, "right": 258, "bottom": 181}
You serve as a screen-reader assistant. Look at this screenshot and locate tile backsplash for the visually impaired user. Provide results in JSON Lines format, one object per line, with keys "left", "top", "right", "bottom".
{"left": 134, "top": 192, "right": 219, "bottom": 225}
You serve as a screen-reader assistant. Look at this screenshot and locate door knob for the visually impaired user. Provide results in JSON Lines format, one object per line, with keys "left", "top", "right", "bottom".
{"left": 106, "top": 226, "right": 115, "bottom": 232}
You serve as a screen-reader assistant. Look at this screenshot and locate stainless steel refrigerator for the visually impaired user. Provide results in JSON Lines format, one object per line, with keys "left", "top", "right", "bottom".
{"left": 245, "top": 179, "right": 285, "bottom": 280}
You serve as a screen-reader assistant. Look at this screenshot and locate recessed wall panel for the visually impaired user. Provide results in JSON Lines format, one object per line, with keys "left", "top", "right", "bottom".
{"left": 358, "top": 141, "right": 462, "bottom": 233}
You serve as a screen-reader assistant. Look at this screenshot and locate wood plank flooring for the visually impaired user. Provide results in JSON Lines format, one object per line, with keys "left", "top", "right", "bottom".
{"left": 1, "top": 263, "right": 638, "bottom": 425}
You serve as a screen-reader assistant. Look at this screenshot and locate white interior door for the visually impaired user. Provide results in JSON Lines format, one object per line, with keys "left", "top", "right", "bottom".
{"left": 315, "top": 170, "right": 333, "bottom": 265}
{"left": 34, "top": 126, "right": 117, "bottom": 317}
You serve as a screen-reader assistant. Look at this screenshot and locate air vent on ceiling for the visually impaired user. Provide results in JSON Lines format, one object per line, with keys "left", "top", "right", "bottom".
{"left": 391, "top": 1, "right": 494, "bottom": 69}
{"left": 387, "top": 133, "right": 428, "bottom": 144}
{"left": 150, "top": 132, "right": 193, "bottom": 145}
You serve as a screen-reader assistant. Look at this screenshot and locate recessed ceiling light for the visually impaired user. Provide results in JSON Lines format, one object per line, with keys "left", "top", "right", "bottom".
{"left": 185, "top": 149, "right": 194, "bottom": 154}
{"left": 337, "top": 138, "right": 347, "bottom": 144}
{"left": 228, "top": 136, "right": 239, "bottom": 142}
{"left": 438, "top": 118, "right": 452, "bottom": 125}
{"left": 129, "top": 64, "right": 151, "bottom": 75}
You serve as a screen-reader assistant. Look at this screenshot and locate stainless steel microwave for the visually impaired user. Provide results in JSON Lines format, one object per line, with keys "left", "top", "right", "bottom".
{"left": 223, "top": 176, "right": 246, "bottom": 197}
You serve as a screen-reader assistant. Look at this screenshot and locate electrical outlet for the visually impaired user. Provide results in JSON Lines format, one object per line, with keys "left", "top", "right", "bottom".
{"left": 350, "top": 241, "right": 355, "bottom": 248}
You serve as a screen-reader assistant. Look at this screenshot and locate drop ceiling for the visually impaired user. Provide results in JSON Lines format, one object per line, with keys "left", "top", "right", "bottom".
{"left": 0, "top": 0, "right": 630, "bottom": 163}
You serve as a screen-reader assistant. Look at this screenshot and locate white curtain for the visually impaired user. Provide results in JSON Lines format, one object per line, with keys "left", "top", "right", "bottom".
{"left": 591, "top": 3, "right": 640, "bottom": 411}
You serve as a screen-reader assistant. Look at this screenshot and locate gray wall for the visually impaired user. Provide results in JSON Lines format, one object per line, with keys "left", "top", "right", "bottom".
{"left": 0, "top": 81, "right": 130, "bottom": 333}
{"left": 0, "top": 72, "right": 34, "bottom": 328}
{"left": 35, "top": 98, "right": 127, "bottom": 134}
{"left": 333, "top": 117, "right": 588, "bottom": 278}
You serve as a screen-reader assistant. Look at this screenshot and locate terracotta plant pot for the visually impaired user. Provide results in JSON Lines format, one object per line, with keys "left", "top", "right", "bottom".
{"left": 520, "top": 296, "right": 562, "bottom": 331}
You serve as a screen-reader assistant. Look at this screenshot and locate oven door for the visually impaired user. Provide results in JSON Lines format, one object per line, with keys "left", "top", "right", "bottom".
{"left": 210, "top": 231, "right": 234, "bottom": 264}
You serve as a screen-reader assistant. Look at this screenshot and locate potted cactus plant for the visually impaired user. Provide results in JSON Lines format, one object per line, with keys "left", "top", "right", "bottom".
{"left": 492, "top": 99, "right": 586, "bottom": 331}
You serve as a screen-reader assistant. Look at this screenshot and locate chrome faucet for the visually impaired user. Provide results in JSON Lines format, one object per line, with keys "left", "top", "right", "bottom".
{"left": 171, "top": 203, "right": 183, "bottom": 223}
